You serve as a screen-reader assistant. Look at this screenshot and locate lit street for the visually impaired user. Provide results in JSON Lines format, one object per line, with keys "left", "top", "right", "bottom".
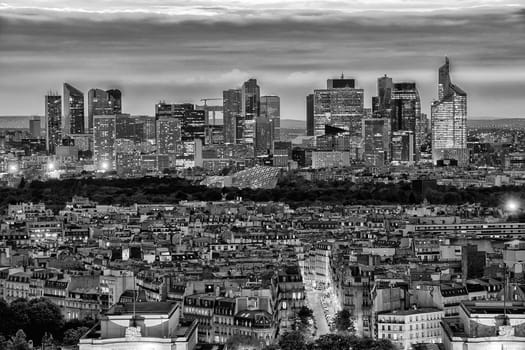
{"left": 306, "top": 288, "right": 330, "bottom": 337}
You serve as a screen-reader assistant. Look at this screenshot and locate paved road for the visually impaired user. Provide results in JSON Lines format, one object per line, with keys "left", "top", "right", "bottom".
{"left": 306, "top": 288, "right": 330, "bottom": 337}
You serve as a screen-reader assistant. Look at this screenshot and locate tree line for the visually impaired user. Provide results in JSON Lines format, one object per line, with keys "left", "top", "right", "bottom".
{"left": 1, "top": 175, "right": 524, "bottom": 211}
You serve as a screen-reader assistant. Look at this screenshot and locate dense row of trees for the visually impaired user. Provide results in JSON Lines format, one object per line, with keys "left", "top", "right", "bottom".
{"left": 1, "top": 175, "right": 524, "bottom": 211}
{"left": 0, "top": 298, "right": 95, "bottom": 347}
{"left": 273, "top": 331, "right": 395, "bottom": 350}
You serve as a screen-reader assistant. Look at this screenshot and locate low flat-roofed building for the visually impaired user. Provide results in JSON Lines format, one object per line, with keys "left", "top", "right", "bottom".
{"left": 441, "top": 301, "right": 525, "bottom": 350}
{"left": 79, "top": 302, "right": 198, "bottom": 350}
{"left": 377, "top": 307, "right": 444, "bottom": 350}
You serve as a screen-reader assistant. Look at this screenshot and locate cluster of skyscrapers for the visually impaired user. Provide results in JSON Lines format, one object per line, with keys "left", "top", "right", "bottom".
{"left": 43, "top": 78, "right": 282, "bottom": 175}
{"left": 45, "top": 86, "right": 122, "bottom": 154}
{"left": 306, "top": 57, "right": 468, "bottom": 166}
{"left": 42, "top": 58, "right": 467, "bottom": 174}
{"left": 223, "top": 79, "right": 281, "bottom": 155}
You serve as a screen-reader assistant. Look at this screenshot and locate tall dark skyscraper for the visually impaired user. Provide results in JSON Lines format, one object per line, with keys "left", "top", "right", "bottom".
{"left": 63, "top": 83, "right": 85, "bottom": 134}
{"left": 241, "top": 79, "right": 260, "bottom": 145}
{"left": 260, "top": 95, "right": 280, "bottom": 145}
{"left": 222, "top": 89, "right": 242, "bottom": 144}
{"left": 45, "top": 93, "right": 62, "bottom": 154}
{"left": 431, "top": 57, "right": 468, "bottom": 165}
{"left": 390, "top": 82, "right": 421, "bottom": 160}
{"left": 255, "top": 115, "right": 271, "bottom": 156}
{"left": 306, "top": 94, "right": 314, "bottom": 136}
{"left": 88, "top": 88, "right": 122, "bottom": 132}
{"left": 375, "top": 75, "right": 393, "bottom": 117}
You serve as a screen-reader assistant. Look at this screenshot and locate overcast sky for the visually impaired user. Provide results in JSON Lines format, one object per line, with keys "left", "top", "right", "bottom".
{"left": 0, "top": 0, "right": 524, "bottom": 120}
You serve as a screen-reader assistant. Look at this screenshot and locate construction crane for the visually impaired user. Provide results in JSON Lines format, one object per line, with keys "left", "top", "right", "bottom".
{"left": 198, "top": 98, "right": 223, "bottom": 126}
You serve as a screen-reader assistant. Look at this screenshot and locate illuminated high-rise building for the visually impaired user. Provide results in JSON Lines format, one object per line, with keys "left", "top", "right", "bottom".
{"left": 431, "top": 57, "right": 468, "bottom": 165}
{"left": 241, "top": 79, "right": 260, "bottom": 145}
{"left": 391, "top": 82, "right": 421, "bottom": 160}
{"left": 154, "top": 102, "right": 204, "bottom": 142}
{"left": 45, "top": 94, "right": 62, "bottom": 154}
{"left": 223, "top": 89, "right": 242, "bottom": 143}
{"left": 88, "top": 89, "right": 122, "bottom": 133}
{"left": 362, "top": 118, "right": 390, "bottom": 166}
{"left": 93, "top": 114, "right": 117, "bottom": 171}
{"left": 313, "top": 77, "right": 364, "bottom": 137}
{"left": 63, "top": 83, "right": 85, "bottom": 134}
{"left": 260, "top": 95, "right": 280, "bottom": 144}
{"left": 156, "top": 117, "right": 181, "bottom": 154}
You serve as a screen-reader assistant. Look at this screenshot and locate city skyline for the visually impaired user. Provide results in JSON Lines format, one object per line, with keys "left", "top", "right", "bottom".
{"left": 0, "top": 1, "right": 524, "bottom": 120}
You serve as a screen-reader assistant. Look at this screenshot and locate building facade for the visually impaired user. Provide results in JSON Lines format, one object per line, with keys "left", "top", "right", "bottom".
{"left": 63, "top": 83, "right": 85, "bottom": 135}
{"left": 313, "top": 78, "right": 364, "bottom": 137}
{"left": 45, "top": 94, "right": 62, "bottom": 154}
{"left": 431, "top": 57, "right": 468, "bottom": 166}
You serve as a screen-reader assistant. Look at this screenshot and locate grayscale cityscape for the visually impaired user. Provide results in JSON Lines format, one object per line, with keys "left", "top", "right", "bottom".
{"left": 0, "top": 1, "right": 524, "bottom": 350}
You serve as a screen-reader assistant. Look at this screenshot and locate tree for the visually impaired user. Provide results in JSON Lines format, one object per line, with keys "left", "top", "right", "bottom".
{"left": 225, "top": 334, "right": 262, "bottom": 350}
{"left": 312, "top": 334, "right": 395, "bottom": 350}
{"left": 297, "top": 306, "right": 313, "bottom": 325}
{"left": 278, "top": 331, "right": 306, "bottom": 350}
{"left": 333, "top": 309, "right": 355, "bottom": 334}
{"left": 0, "top": 299, "right": 11, "bottom": 337}
{"left": 6, "top": 330, "right": 31, "bottom": 350}
{"left": 62, "top": 327, "right": 89, "bottom": 346}
{"left": 9, "top": 300, "right": 30, "bottom": 337}
{"left": 312, "top": 334, "right": 354, "bottom": 350}
{"left": 26, "top": 298, "right": 64, "bottom": 345}
{"left": 0, "top": 336, "right": 8, "bottom": 350}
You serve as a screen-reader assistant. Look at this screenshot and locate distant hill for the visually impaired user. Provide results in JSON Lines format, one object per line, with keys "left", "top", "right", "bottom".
{"left": 468, "top": 118, "right": 525, "bottom": 128}
{"left": 0, "top": 115, "right": 35, "bottom": 129}
{"left": 280, "top": 119, "right": 305, "bottom": 129}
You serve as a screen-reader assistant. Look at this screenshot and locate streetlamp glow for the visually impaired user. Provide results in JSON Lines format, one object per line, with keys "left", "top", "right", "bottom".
{"left": 506, "top": 200, "right": 519, "bottom": 212}
{"left": 47, "top": 162, "right": 55, "bottom": 171}
{"left": 101, "top": 161, "right": 110, "bottom": 171}
{"left": 8, "top": 163, "right": 18, "bottom": 173}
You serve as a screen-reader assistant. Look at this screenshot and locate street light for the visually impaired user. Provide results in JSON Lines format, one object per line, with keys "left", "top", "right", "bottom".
{"left": 101, "top": 160, "right": 110, "bottom": 172}
{"left": 506, "top": 199, "right": 519, "bottom": 212}
{"left": 8, "top": 163, "right": 18, "bottom": 174}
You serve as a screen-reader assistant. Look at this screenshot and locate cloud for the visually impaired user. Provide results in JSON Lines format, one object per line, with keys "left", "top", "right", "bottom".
{"left": 0, "top": 2, "right": 524, "bottom": 118}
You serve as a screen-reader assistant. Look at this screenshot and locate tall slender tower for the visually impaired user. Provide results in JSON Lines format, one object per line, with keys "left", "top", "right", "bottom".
{"left": 306, "top": 94, "right": 314, "bottom": 136}
{"left": 63, "top": 83, "right": 85, "bottom": 134}
{"left": 223, "top": 89, "right": 242, "bottom": 144}
{"left": 45, "top": 93, "right": 62, "bottom": 154}
{"left": 376, "top": 75, "right": 393, "bottom": 117}
{"left": 260, "top": 95, "right": 280, "bottom": 146}
{"left": 431, "top": 57, "right": 468, "bottom": 166}
{"left": 93, "top": 114, "right": 117, "bottom": 171}
{"left": 241, "top": 79, "right": 260, "bottom": 146}
{"left": 391, "top": 82, "right": 421, "bottom": 161}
